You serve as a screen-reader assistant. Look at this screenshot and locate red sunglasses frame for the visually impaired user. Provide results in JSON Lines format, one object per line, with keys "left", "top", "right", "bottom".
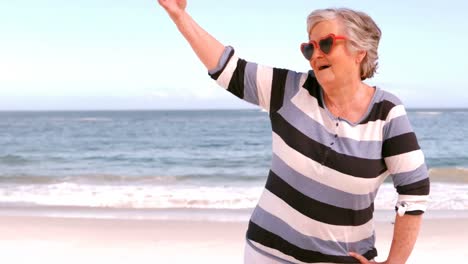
{"left": 300, "top": 33, "right": 347, "bottom": 60}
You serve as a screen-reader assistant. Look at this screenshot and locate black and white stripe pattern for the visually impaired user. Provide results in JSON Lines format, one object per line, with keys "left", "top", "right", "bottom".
{"left": 209, "top": 46, "right": 430, "bottom": 263}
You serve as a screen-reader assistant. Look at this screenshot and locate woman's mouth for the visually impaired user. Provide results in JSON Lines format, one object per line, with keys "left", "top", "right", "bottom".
{"left": 318, "top": 65, "right": 331, "bottom": 71}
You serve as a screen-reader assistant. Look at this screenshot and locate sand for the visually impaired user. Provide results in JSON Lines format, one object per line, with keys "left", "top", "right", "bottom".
{"left": 0, "top": 210, "right": 467, "bottom": 264}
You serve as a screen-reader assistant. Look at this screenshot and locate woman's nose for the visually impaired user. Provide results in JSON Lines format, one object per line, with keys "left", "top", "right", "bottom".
{"left": 311, "top": 46, "right": 325, "bottom": 61}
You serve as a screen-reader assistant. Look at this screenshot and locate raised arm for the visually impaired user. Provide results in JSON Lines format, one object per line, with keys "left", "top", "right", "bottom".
{"left": 157, "top": 0, "right": 225, "bottom": 71}
{"left": 158, "top": 0, "right": 302, "bottom": 112}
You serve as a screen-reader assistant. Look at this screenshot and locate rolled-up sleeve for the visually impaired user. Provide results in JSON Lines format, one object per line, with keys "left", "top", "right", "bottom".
{"left": 383, "top": 104, "right": 430, "bottom": 216}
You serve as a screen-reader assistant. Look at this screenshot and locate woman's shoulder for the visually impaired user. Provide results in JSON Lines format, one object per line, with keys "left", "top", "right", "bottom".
{"left": 374, "top": 87, "right": 405, "bottom": 108}
{"left": 298, "top": 70, "right": 318, "bottom": 89}
{"left": 371, "top": 87, "right": 411, "bottom": 123}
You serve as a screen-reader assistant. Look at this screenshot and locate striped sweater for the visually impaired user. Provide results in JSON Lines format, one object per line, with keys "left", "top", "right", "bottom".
{"left": 209, "top": 46, "right": 430, "bottom": 263}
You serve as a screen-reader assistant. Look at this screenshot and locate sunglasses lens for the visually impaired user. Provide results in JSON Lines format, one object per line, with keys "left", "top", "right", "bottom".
{"left": 301, "top": 44, "right": 314, "bottom": 60}
{"left": 319, "top": 37, "right": 333, "bottom": 54}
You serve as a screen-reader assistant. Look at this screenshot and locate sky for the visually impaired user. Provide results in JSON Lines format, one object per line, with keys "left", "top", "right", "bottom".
{"left": 1, "top": 0, "right": 467, "bottom": 110}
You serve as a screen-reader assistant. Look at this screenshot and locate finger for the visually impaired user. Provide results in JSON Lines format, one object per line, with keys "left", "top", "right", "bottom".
{"left": 348, "top": 252, "right": 369, "bottom": 264}
{"left": 157, "top": 0, "right": 175, "bottom": 14}
{"left": 158, "top": 0, "right": 171, "bottom": 8}
{"left": 157, "top": 0, "right": 167, "bottom": 8}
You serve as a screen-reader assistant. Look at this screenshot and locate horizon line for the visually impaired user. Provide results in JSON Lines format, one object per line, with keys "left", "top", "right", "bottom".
{"left": 1, "top": 107, "right": 467, "bottom": 112}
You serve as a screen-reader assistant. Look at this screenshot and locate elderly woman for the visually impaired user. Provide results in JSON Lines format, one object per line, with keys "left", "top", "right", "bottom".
{"left": 158, "top": 1, "right": 430, "bottom": 263}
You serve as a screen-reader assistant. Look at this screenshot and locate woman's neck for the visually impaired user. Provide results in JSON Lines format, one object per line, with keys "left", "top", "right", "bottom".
{"left": 322, "top": 81, "right": 374, "bottom": 122}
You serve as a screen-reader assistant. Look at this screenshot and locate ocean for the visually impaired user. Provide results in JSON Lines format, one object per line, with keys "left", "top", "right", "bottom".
{"left": 0, "top": 109, "right": 467, "bottom": 219}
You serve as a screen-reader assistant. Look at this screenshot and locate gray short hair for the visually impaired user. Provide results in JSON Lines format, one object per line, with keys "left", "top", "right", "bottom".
{"left": 307, "top": 8, "right": 381, "bottom": 80}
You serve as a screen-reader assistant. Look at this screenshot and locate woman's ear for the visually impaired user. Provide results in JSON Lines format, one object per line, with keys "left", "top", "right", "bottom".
{"left": 356, "top": 50, "right": 367, "bottom": 64}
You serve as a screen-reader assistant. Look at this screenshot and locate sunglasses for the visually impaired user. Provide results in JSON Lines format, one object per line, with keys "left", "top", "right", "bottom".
{"left": 300, "top": 34, "right": 347, "bottom": 60}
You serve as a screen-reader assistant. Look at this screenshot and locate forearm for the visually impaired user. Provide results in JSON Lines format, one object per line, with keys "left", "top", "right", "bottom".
{"left": 386, "top": 214, "right": 422, "bottom": 264}
{"left": 170, "top": 11, "right": 225, "bottom": 71}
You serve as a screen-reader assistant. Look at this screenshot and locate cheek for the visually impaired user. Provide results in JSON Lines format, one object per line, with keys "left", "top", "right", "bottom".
{"left": 331, "top": 46, "right": 354, "bottom": 66}
{"left": 331, "top": 56, "right": 355, "bottom": 75}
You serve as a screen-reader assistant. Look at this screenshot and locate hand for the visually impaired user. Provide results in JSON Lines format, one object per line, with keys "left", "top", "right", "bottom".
{"left": 348, "top": 252, "right": 386, "bottom": 264}
{"left": 157, "top": 0, "right": 187, "bottom": 19}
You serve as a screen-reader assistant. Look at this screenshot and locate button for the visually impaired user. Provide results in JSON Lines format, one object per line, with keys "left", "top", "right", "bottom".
{"left": 330, "top": 142, "right": 334, "bottom": 145}
{"left": 334, "top": 134, "right": 338, "bottom": 138}
{"left": 336, "top": 123, "right": 339, "bottom": 127}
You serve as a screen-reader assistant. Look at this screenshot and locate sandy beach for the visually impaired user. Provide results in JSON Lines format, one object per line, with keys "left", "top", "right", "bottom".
{"left": 1, "top": 210, "right": 467, "bottom": 264}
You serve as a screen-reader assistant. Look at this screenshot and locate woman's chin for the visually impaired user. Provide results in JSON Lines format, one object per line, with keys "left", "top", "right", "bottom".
{"left": 316, "top": 74, "right": 336, "bottom": 87}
